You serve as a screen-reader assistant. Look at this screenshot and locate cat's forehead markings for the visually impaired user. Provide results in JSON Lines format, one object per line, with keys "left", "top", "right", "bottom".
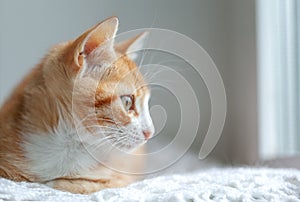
{"left": 94, "top": 95, "right": 117, "bottom": 108}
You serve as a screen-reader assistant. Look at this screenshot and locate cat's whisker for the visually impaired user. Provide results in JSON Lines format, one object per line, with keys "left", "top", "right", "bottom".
{"left": 138, "top": 44, "right": 148, "bottom": 70}
{"left": 90, "top": 139, "right": 112, "bottom": 150}
{"left": 87, "top": 135, "right": 117, "bottom": 149}
{"left": 143, "top": 68, "right": 165, "bottom": 83}
{"left": 92, "top": 135, "right": 125, "bottom": 153}
{"left": 77, "top": 124, "right": 119, "bottom": 132}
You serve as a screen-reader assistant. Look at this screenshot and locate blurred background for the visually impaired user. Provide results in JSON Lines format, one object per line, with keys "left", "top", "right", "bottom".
{"left": 0, "top": 0, "right": 299, "bottom": 170}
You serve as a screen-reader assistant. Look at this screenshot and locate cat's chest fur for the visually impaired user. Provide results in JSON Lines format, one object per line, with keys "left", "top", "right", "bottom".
{"left": 22, "top": 120, "right": 103, "bottom": 181}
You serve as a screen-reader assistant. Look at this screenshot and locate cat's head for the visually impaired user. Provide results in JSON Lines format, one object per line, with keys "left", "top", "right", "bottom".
{"left": 45, "top": 17, "right": 154, "bottom": 152}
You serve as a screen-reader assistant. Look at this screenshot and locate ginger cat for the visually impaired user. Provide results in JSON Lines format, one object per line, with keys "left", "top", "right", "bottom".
{"left": 0, "top": 17, "right": 154, "bottom": 194}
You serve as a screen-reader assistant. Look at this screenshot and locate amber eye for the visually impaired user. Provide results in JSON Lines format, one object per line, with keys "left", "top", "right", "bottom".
{"left": 121, "top": 95, "right": 133, "bottom": 111}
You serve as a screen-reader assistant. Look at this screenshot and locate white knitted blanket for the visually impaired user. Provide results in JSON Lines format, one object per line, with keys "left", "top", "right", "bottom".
{"left": 0, "top": 168, "right": 299, "bottom": 201}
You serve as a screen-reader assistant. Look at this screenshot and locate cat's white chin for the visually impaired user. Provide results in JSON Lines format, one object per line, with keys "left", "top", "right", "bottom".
{"left": 114, "top": 140, "right": 147, "bottom": 153}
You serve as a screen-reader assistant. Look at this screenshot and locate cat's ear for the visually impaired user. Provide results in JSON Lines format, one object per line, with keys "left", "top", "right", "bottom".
{"left": 73, "top": 16, "right": 118, "bottom": 68}
{"left": 115, "top": 32, "right": 148, "bottom": 60}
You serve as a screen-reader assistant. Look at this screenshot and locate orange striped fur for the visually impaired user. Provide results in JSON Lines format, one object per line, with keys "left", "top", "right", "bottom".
{"left": 0, "top": 17, "right": 154, "bottom": 194}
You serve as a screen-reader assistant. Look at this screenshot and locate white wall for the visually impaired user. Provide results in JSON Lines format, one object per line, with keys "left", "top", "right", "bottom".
{"left": 225, "top": 0, "right": 258, "bottom": 164}
{"left": 0, "top": 0, "right": 258, "bottom": 164}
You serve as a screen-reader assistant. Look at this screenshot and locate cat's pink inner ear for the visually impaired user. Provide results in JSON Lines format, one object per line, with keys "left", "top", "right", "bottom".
{"left": 74, "top": 16, "right": 119, "bottom": 67}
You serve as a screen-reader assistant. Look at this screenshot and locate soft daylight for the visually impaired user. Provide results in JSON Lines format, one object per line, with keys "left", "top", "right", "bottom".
{"left": 0, "top": 0, "right": 300, "bottom": 201}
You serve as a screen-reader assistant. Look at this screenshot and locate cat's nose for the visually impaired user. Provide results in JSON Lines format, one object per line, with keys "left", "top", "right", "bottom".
{"left": 143, "top": 130, "right": 153, "bottom": 140}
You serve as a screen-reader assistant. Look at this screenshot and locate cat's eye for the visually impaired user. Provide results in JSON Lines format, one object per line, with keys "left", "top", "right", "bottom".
{"left": 121, "top": 95, "right": 133, "bottom": 111}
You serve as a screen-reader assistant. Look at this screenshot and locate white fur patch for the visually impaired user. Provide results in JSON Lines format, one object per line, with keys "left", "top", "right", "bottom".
{"left": 22, "top": 120, "right": 100, "bottom": 181}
